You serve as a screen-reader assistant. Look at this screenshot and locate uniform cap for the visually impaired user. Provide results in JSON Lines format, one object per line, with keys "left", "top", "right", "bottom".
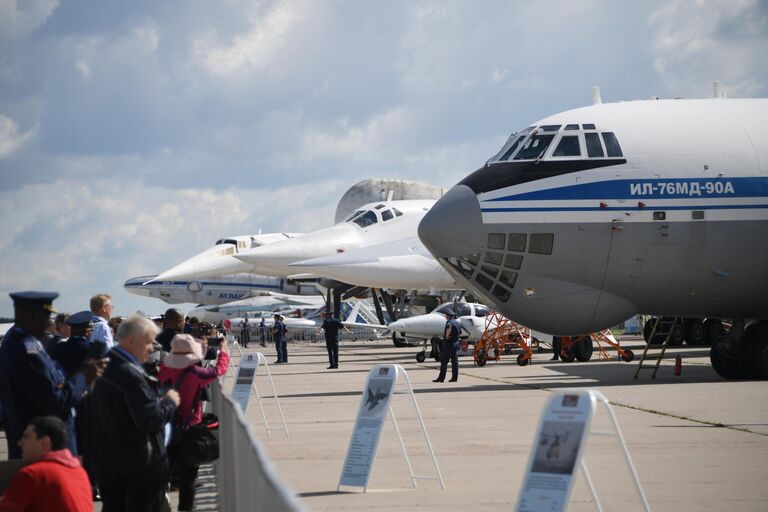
{"left": 9, "top": 291, "right": 58, "bottom": 313}
{"left": 66, "top": 310, "right": 94, "bottom": 327}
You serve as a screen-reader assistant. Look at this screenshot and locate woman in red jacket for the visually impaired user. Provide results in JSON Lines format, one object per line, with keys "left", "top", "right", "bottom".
{"left": 158, "top": 334, "right": 230, "bottom": 511}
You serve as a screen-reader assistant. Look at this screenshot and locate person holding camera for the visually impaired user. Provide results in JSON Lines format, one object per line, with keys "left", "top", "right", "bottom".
{"left": 158, "top": 334, "right": 230, "bottom": 511}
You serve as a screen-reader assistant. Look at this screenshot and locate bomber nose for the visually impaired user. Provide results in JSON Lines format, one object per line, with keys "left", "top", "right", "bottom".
{"left": 418, "top": 184, "right": 484, "bottom": 259}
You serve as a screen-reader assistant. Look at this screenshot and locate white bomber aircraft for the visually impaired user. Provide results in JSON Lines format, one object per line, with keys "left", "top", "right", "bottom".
{"left": 124, "top": 273, "right": 319, "bottom": 305}
{"left": 418, "top": 87, "right": 768, "bottom": 380}
{"left": 288, "top": 237, "right": 459, "bottom": 292}
{"left": 232, "top": 199, "right": 436, "bottom": 277}
{"left": 150, "top": 232, "right": 302, "bottom": 283}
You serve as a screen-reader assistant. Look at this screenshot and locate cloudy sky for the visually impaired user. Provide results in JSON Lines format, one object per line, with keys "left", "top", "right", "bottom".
{"left": 1, "top": 0, "right": 766, "bottom": 317}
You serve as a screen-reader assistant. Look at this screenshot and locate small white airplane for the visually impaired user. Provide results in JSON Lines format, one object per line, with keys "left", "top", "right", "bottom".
{"left": 388, "top": 302, "right": 493, "bottom": 343}
{"left": 231, "top": 199, "right": 437, "bottom": 277}
{"left": 186, "top": 292, "right": 326, "bottom": 323}
{"left": 124, "top": 273, "right": 320, "bottom": 305}
{"left": 288, "top": 237, "right": 459, "bottom": 292}
{"left": 150, "top": 232, "right": 302, "bottom": 283}
{"left": 418, "top": 86, "right": 768, "bottom": 379}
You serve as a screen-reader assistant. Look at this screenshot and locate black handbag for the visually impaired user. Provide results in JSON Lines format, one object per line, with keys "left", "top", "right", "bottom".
{"left": 171, "top": 368, "right": 220, "bottom": 466}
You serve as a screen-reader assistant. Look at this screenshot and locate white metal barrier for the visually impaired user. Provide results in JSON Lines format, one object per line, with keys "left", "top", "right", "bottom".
{"left": 210, "top": 381, "right": 305, "bottom": 511}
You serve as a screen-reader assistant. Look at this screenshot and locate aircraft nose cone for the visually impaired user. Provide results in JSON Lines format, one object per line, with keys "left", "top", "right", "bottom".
{"left": 418, "top": 184, "right": 483, "bottom": 259}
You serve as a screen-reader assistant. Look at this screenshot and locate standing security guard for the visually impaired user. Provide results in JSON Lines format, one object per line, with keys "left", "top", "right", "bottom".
{"left": 273, "top": 314, "right": 288, "bottom": 364}
{"left": 321, "top": 312, "right": 350, "bottom": 369}
{"left": 0, "top": 292, "right": 104, "bottom": 458}
{"left": 433, "top": 308, "right": 462, "bottom": 383}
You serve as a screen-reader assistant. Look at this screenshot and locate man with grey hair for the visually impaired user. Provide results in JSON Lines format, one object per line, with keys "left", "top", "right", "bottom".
{"left": 89, "top": 294, "right": 115, "bottom": 350}
{"left": 93, "top": 314, "right": 180, "bottom": 512}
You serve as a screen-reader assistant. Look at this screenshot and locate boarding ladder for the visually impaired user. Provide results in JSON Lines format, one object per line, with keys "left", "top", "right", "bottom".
{"left": 634, "top": 316, "right": 679, "bottom": 379}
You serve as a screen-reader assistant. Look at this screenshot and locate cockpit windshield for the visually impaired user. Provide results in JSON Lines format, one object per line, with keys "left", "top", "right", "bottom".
{"left": 343, "top": 210, "right": 366, "bottom": 222}
{"left": 352, "top": 210, "right": 378, "bottom": 228}
{"left": 488, "top": 123, "right": 623, "bottom": 162}
{"left": 514, "top": 132, "right": 555, "bottom": 160}
{"left": 215, "top": 239, "right": 238, "bottom": 245}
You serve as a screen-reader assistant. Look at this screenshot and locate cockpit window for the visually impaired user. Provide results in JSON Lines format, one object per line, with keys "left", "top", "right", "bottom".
{"left": 352, "top": 210, "right": 378, "bottom": 228}
{"left": 474, "top": 305, "right": 490, "bottom": 317}
{"left": 514, "top": 133, "right": 556, "bottom": 160}
{"left": 456, "top": 303, "right": 471, "bottom": 317}
{"left": 585, "top": 133, "right": 604, "bottom": 157}
{"left": 215, "top": 239, "right": 239, "bottom": 246}
{"left": 434, "top": 303, "right": 454, "bottom": 315}
{"left": 564, "top": 124, "right": 579, "bottom": 130}
{"left": 344, "top": 210, "right": 365, "bottom": 222}
{"left": 499, "top": 134, "right": 526, "bottom": 161}
{"left": 582, "top": 123, "right": 596, "bottom": 130}
{"left": 602, "top": 132, "right": 623, "bottom": 157}
{"left": 393, "top": 208, "right": 403, "bottom": 217}
{"left": 374, "top": 204, "right": 385, "bottom": 210}
{"left": 552, "top": 135, "right": 581, "bottom": 157}
{"left": 381, "top": 209, "right": 394, "bottom": 221}
{"left": 539, "top": 125, "right": 562, "bottom": 132}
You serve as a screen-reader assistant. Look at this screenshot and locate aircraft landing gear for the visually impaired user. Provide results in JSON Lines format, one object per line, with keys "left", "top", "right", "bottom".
{"left": 710, "top": 320, "right": 768, "bottom": 380}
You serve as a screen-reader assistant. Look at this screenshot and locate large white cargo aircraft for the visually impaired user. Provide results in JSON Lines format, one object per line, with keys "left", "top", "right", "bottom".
{"left": 124, "top": 273, "right": 319, "bottom": 305}
{"left": 418, "top": 91, "right": 768, "bottom": 380}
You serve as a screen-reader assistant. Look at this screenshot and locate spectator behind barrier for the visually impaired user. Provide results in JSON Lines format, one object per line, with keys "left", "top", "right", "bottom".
{"left": 0, "top": 416, "right": 92, "bottom": 511}
{"left": 92, "top": 314, "right": 180, "bottom": 512}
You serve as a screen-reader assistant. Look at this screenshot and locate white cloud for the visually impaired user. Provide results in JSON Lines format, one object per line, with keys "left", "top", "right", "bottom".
{"left": 649, "top": 0, "right": 768, "bottom": 97}
{"left": 192, "top": 0, "right": 303, "bottom": 76}
{"left": 0, "top": 115, "right": 32, "bottom": 157}
{"left": 0, "top": 0, "right": 58, "bottom": 40}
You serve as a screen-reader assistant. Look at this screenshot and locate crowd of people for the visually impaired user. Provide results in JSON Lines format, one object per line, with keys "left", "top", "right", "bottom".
{"left": 0, "top": 292, "right": 230, "bottom": 512}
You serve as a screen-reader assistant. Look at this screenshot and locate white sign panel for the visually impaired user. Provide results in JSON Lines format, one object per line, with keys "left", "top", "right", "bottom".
{"left": 516, "top": 390, "right": 595, "bottom": 512}
{"left": 338, "top": 365, "right": 397, "bottom": 490}
{"left": 231, "top": 353, "right": 260, "bottom": 413}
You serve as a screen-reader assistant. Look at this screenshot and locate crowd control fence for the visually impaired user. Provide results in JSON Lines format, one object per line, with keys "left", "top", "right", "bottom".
{"left": 210, "top": 381, "right": 306, "bottom": 511}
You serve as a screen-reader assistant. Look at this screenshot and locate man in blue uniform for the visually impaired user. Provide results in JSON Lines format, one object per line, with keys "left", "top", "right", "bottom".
{"left": 50, "top": 311, "right": 108, "bottom": 378}
{"left": 0, "top": 292, "right": 104, "bottom": 458}
{"left": 321, "top": 312, "right": 349, "bottom": 369}
{"left": 272, "top": 314, "right": 288, "bottom": 363}
{"left": 433, "top": 308, "right": 461, "bottom": 383}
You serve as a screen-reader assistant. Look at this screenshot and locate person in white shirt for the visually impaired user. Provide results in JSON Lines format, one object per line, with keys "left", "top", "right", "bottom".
{"left": 89, "top": 293, "right": 115, "bottom": 350}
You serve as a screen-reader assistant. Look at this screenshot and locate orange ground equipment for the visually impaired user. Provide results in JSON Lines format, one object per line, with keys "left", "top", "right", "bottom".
{"left": 473, "top": 311, "right": 534, "bottom": 366}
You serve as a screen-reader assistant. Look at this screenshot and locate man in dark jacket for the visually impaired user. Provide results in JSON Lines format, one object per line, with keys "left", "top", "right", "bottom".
{"left": 156, "top": 308, "right": 184, "bottom": 353}
{"left": 93, "top": 314, "right": 180, "bottom": 512}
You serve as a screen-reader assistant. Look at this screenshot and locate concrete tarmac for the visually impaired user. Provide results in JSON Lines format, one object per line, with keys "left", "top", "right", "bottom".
{"left": 228, "top": 336, "right": 768, "bottom": 512}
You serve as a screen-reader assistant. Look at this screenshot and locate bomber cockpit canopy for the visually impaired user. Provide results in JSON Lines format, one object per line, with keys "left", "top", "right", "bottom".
{"left": 488, "top": 123, "right": 623, "bottom": 163}
{"left": 343, "top": 204, "right": 404, "bottom": 228}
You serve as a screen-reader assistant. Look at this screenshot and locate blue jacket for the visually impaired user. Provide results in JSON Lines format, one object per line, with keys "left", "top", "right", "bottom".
{"left": 0, "top": 326, "right": 88, "bottom": 458}
{"left": 50, "top": 335, "right": 107, "bottom": 378}
{"left": 92, "top": 347, "right": 177, "bottom": 480}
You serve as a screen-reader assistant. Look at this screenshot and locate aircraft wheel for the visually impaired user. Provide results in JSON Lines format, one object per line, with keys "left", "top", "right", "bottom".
{"left": 710, "top": 338, "right": 741, "bottom": 379}
{"left": 416, "top": 351, "right": 426, "bottom": 363}
{"left": 704, "top": 319, "right": 724, "bottom": 346}
{"left": 560, "top": 348, "right": 576, "bottom": 363}
{"left": 476, "top": 350, "right": 487, "bottom": 367}
{"left": 517, "top": 354, "right": 530, "bottom": 366}
{"left": 754, "top": 337, "right": 768, "bottom": 379}
{"left": 736, "top": 324, "right": 763, "bottom": 379}
{"left": 643, "top": 318, "right": 658, "bottom": 344}
{"left": 575, "top": 338, "right": 593, "bottom": 362}
{"left": 621, "top": 349, "right": 635, "bottom": 362}
{"left": 668, "top": 320, "right": 685, "bottom": 346}
{"left": 684, "top": 319, "right": 706, "bottom": 346}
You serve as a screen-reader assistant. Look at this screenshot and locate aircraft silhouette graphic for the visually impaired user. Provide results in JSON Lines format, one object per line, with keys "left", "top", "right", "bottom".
{"left": 365, "top": 387, "right": 388, "bottom": 411}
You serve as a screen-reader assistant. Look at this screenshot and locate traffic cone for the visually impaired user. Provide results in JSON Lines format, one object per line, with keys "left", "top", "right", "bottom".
{"left": 674, "top": 353, "right": 682, "bottom": 376}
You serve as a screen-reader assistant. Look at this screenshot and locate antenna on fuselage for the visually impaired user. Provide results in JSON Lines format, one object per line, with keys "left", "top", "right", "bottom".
{"left": 592, "top": 86, "right": 602, "bottom": 105}
{"left": 713, "top": 81, "right": 724, "bottom": 99}
{"left": 386, "top": 190, "right": 394, "bottom": 202}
